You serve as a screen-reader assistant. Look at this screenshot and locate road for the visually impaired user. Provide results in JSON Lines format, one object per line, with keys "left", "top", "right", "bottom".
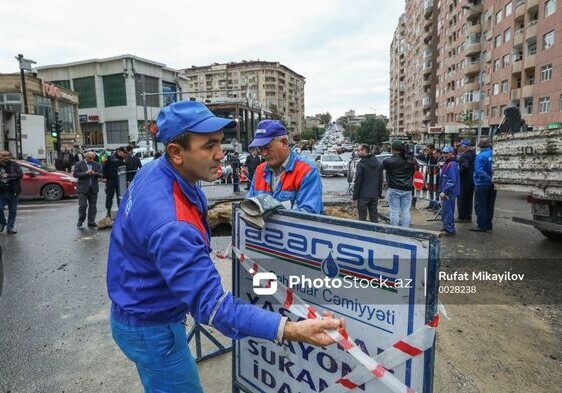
{"left": 0, "top": 175, "right": 560, "bottom": 392}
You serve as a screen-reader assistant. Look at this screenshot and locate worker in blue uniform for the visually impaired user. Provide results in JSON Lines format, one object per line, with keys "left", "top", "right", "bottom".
{"left": 106, "top": 101, "right": 343, "bottom": 392}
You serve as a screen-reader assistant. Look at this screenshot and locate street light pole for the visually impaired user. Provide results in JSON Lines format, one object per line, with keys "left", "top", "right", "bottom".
{"left": 15, "top": 54, "right": 36, "bottom": 114}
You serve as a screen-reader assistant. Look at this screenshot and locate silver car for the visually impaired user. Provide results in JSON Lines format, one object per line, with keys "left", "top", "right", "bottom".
{"left": 313, "top": 154, "right": 348, "bottom": 176}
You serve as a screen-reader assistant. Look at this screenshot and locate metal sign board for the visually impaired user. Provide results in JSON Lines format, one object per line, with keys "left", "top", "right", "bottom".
{"left": 232, "top": 208, "right": 440, "bottom": 393}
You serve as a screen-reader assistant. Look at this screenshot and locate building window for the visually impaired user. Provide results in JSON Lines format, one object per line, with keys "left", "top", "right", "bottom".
{"left": 493, "top": 59, "right": 501, "bottom": 71}
{"left": 546, "top": 0, "right": 556, "bottom": 17}
{"left": 493, "top": 83, "right": 500, "bottom": 95}
{"left": 543, "top": 31, "right": 555, "bottom": 49}
{"left": 503, "top": 54, "right": 510, "bottom": 67}
{"left": 34, "top": 95, "right": 54, "bottom": 128}
{"left": 491, "top": 106, "right": 499, "bottom": 117}
{"left": 58, "top": 101, "right": 75, "bottom": 133}
{"left": 541, "top": 64, "right": 553, "bottom": 81}
{"left": 504, "top": 28, "right": 511, "bottom": 43}
{"left": 524, "top": 98, "right": 533, "bottom": 114}
{"left": 539, "top": 97, "right": 551, "bottom": 113}
{"left": 466, "top": 90, "right": 474, "bottom": 102}
{"left": 505, "top": 2, "right": 512, "bottom": 16}
{"left": 135, "top": 75, "right": 160, "bottom": 107}
{"left": 496, "top": 10, "right": 502, "bottom": 24}
{"left": 106, "top": 120, "right": 129, "bottom": 144}
{"left": 73, "top": 76, "right": 96, "bottom": 109}
{"left": 52, "top": 80, "right": 71, "bottom": 90}
{"left": 103, "top": 74, "right": 127, "bottom": 107}
{"left": 502, "top": 80, "right": 509, "bottom": 93}
{"left": 495, "top": 35, "right": 502, "bottom": 48}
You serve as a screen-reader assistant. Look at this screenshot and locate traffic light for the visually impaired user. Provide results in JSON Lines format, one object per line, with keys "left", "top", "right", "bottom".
{"left": 50, "top": 123, "right": 58, "bottom": 138}
{"left": 52, "top": 112, "right": 63, "bottom": 153}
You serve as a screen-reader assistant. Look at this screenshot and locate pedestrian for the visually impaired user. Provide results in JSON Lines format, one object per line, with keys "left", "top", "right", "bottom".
{"left": 0, "top": 151, "right": 22, "bottom": 234}
{"left": 59, "top": 148, "right": 75, "bottom": 173}
{"left": 424, "top": 145, "right": 441, "bottom": 210}
{"left": 383, "top": 140, "right": 416, "bottom": 227}
{"left": 352, "top": 144, "right": 383, "bottom": 223}
{"left": 124, "top": 145, "right": 142, "bottom": 184}
{"left": 247, "top": 120, "right": 323, "bottom": 213}
{"left": 470, "top": 137, "right": 496, "bottom": 232}
{"left": 73, "top": 151, "right": 101, "bottom": 228}
{"left": 456, "top": 139, "right": 476, "bottom": 223}
{"left": 438, "top": 146, "right": 460, "bottom": 237}
{"left": 102, "top": 146, "right": 127, "bottom": 218}
{"left": 230, "top": 151, "right": 241, "bottom": 193}
{"left": 245, "top": 147, "right": 261, "bottom": 190}
{"left": 74, "top": 150, "right": 84, "bottom": 163}
{"left": 106, "top": 100, "right": 343, "bottom": 392}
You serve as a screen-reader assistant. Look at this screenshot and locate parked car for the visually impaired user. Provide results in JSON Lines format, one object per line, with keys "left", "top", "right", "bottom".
{"left": 313, "top": 154, "right": 348, "bottom": 176}
{"left": 18, "top": 160, "right": 78, "bottom": 201}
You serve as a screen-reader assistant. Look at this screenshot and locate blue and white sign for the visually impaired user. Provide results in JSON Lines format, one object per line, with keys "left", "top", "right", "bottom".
{"left": 233, "top": 209, "right": 440, "bottom": 393}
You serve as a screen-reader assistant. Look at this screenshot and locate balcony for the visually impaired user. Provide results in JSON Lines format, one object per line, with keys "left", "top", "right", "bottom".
{"left": 522, "top": 85, "right": 534, "bottom": 97}
{"left": 510, "top": 88, "right": 521, "bottom": 101}
{"left": 514, "top": 29, "right": 524, "bottom": 46}
{"left": 527, "top": 0, "right": 539, "bottom": 8}
{"left": 512, "top": 60, "right": 523, "bottom": 73}
{"left": 424, "top": 0, "right": 433, "bottom": 16}
{"left": 422, "top": 97, "right": 432, "bottom": 108}
{"left": 524, "top": 54, "right": 536, "bottom": 69}
{"left": 464, "top": 4, "right": 483, "bottom": 21}
{"left": 484, "top": 96, "right": 490, "bottom": 106}
{"left": 467, "top": 24, "right": 482, "bottom": 35}
{"left": 465, "top": 62, "right": 480, "bottom": 75}
{"left": 465, "top": 41, "right": 481, "bottom": 56}
{"left": 464, "top": 81, "right": 477, "bottom": 91}
{"left": 525, "top": 22, "right": 538, "bottom": 40}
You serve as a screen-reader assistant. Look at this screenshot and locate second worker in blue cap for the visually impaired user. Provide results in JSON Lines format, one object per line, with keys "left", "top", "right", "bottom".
{"left": 246, "top": 119, "right": 323, "bottom": 213}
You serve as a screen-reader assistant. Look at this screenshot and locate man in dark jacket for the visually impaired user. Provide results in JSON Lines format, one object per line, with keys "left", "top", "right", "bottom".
{"left": 0, "top": 151, "right": 23, "bottom": 234}
{"left": 230, "top": 152, "right": 241, "bottom": 193}
{"left": 124, "top": 146, "right": 142, "bottom": 183}
{"left": 353, "top": 144, "right": 383, "bottom": 222}
{"left": 456, "top": 139, "right": 476, "bottom": 223}
{"left": 73, "top": 151, "right": 102, "bottom": 227}
{"left": 383, "top": 141, "right": 416, "bottom": 227}
{"left": 102, "top": 147, "right": 127, "bottom": 217}
{"left": 245, "top": 148, "right": 262, "bottom": 190}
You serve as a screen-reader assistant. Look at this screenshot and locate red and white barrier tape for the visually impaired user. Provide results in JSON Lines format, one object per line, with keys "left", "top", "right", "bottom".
{"left": 231, "top": 246, "right": 421, "bottom": 393}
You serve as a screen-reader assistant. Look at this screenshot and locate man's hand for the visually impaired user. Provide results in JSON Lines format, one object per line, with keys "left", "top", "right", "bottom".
{"left": 440, "top": 192, "right": 448, "bottom": 200}
{"left": 283, "top": 311, "right": 344, "bottom": 347}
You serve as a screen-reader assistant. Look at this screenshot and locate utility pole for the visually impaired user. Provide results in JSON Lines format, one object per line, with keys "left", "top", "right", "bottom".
{"left": 15, "top": 54, "right": 36, "bottom": 114}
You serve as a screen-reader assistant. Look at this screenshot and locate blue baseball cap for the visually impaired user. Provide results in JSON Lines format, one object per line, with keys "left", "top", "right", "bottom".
{"left": 155, "top": 101, "right": 236, "bottom": 144}
{"left": 442, "top": 145, "right": 454, "bottom": 153}
{"left": 460, "top": 139, "right": 472, "bottom": 147}
{"left": 249, "top": 120, "right": 287, "bottom": 148}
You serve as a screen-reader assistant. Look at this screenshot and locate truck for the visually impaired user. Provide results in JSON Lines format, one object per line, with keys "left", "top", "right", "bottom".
{"left": 493, "top": 127, "right": 562, "bottom": 240}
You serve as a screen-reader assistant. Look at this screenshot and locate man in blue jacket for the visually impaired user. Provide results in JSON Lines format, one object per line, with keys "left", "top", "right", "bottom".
{"left": 470, "top": 137, "right": 496, "bottom": 232}
{"left": 106, "top": 101, "right": 342, "bottom": 392}
{"left": 247, "top": 120, "right": 323, "bottom": 213}
{"left": 438, "top": 146, "right": 460, "bottom": 236}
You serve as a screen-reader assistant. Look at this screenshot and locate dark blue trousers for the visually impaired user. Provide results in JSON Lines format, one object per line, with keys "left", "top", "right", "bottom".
{"left": 474, "top": 184, "right": 497, "bottom": 230}
{"left": 0, "top": 192, "right": 18, "bottom": 229}
{"left": 441, "top": 196, "right": 456, "bottom": 234}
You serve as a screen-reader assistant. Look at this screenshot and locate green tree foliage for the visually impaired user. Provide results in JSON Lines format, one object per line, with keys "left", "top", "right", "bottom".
{"left": 319, "top": 112, "right": 332, "bottom": 125}
{"left": 355, "top": 117, "right": 389, "bottom": 146}
{"left": 268, "top": 104, "right": 286, "bottom": 127}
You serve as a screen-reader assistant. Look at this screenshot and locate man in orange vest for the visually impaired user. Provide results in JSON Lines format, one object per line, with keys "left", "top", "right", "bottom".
{"left": 247, "top": 120, "right": 323, "bottom": 213}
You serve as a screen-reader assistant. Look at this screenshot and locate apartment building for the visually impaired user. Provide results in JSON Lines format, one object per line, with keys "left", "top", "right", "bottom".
{"left": 390, "top": 0, "right": 561, "bottom": 143}
{"left": 180, "top": 61, "right": 305, "bottom": 136}
{"left": 37, "top": 55, "right": 188, "bottom": 148}
{"left": 390, "top": 14, "right": 407, "bottom": 136}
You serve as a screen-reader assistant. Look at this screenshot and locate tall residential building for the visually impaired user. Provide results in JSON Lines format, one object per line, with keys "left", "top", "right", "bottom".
{"left": 390, "top": 0, "right": 561, "bottom": 143}
{"left": 37, "top": 54, "right": 188, "bottom": 148}
{"left": 180, "top": 61, "right": 305, "bottom": 136}
{"left": 390, "top": 14, "right": 406, "bottom": 135}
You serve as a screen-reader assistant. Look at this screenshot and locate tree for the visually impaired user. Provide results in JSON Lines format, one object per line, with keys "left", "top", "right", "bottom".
{"left": 355, "top": 117, "right": 389, "bottom": 146}
{"left": 319, "top": 112, "right": 332, "bottom": 125}
{"left": 268, "top": 104, "right": 286, "bottom": 127}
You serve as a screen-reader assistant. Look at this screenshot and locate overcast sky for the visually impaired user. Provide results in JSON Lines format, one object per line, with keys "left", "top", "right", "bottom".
{"left": 1, "top": 0, "right": 405, "bottom": 119}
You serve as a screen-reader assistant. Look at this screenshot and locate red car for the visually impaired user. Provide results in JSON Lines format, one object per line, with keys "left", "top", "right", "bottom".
{"left": 18, "top": 160, "right": 78, "bottom": 201}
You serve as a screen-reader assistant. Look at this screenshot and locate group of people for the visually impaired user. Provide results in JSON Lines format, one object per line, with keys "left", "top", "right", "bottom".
{"left": 351, "top": 138, "right": 496, "bottom": 237}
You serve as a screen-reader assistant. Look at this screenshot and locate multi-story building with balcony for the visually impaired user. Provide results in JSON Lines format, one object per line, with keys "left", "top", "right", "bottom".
{"left": 37, "top": 54, "right": 188, "bottom": 149}
{"left": 180, "top": 61, "right": 305, "bottom": 137}
{"left": 390, "top": 0, "right": 561, "bottom": 144}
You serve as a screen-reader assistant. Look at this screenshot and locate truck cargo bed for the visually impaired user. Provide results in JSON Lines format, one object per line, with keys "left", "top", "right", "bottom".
{"left": 493, "top": 128, "right": 562, "bottom": 200}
